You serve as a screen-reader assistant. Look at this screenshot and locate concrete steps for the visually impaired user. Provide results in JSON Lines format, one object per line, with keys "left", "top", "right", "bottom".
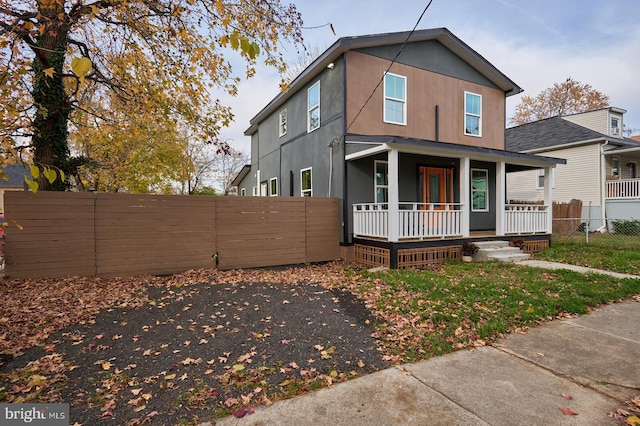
{"left": 473, "top": 240, "right": 530, "bottom": 263}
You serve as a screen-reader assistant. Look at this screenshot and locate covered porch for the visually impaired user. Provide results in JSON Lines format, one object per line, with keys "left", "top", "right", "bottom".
{"left": 346, "top": 137, "right": 564, "bottom": 243}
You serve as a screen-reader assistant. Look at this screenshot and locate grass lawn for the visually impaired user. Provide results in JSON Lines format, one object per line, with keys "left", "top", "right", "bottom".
{"left": 344, "top": 260, "right": 640, "bottom": 363}
{"left": 537, "top": 235, "right": 640, "bottom": 275}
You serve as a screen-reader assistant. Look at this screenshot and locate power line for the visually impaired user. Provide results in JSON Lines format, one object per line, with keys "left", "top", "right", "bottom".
{"left": 343, "top": 0, "right": 434, "bottom": 136}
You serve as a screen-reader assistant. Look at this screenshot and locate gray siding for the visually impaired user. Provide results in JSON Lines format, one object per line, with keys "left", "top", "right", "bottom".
{"left": 357, "top": 40, "right": 499, "bottom": 90}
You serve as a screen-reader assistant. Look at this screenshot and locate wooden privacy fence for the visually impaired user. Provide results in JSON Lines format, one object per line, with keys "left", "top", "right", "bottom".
{"left": 3, "top": 192, "right": 339, "bottom": 279}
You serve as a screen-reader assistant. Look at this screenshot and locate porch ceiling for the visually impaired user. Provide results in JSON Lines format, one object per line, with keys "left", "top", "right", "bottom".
{"left": 345, "top": 134, "right": 566, "bottom": 169}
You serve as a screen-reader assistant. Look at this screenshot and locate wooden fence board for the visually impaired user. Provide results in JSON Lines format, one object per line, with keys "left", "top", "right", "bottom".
{"left": 3, "top": 193, "right": 338, "bottom": 278}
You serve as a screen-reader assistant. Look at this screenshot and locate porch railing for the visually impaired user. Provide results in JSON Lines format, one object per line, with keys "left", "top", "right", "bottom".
{"left": 352, "top": 203, "right": 388, "bottom": 239}
{"left": 606, "top": 179, "right": 640, "bottom": 200}
{"left": 504, "top": 204, "right": 549, "bottom": 234}
{"left": 353, "top": 203, "right": 463, "bottom": 240}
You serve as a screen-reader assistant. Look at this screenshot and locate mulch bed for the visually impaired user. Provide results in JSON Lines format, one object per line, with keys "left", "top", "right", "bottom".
{"left": 0, "top": 264, "right": 389, "bottom": 425}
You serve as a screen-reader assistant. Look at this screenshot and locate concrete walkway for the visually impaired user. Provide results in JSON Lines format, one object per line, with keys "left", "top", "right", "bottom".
{"left": 212, "top": 262, "right": 640, "bottom": 426}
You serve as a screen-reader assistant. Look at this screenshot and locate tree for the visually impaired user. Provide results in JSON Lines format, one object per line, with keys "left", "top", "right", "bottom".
{"left": 509, "top": 77, "right": 610, "bottom": 126}
{"left": 0, "top": 0, "right": 304, "bottom": 190}
{"left": 213, "top": 147, "right": 249, "bottom": 195}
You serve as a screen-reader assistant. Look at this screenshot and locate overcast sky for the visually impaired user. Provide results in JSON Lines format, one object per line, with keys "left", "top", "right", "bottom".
{"left": 217, "top": 0, "right": 640, "bottom": 154}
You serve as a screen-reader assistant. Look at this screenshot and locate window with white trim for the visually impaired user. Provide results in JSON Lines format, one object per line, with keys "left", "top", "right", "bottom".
{"left": 307, "top": 82, "right": 320, "bottom": 132}
{"left": 252, "top": 186, "right": 257, "bottom": 196}
{"left": 374, "top": 160, "right": 388, "bottom": 203}
{"left": 301, "top": 167, "right": 312, "bottom": 197}
{"left": 536, "top": 169, "right": 555, "bottom": 189}
{"left": 471, "top": 168, "right": 489, "bottom": 212}
{"left": 464, "top": 92, "right": 482, "bottom": 136}
{"left": 610, "top": 117, "right": 620, "bottom": 136}
{"left": 269, "top": 177, "right": 278, "bottom": 196}
{"left": 240, "top": 188, "right": 246, "bottom": 196}
{"left": 279, "top": 109, "right": 287, "bottom": 137}
{"left": 612, "top": 157, "right": 620, "bottom": 176}
{"left": 383, "top": 73, "right": 406, "bottom": 125}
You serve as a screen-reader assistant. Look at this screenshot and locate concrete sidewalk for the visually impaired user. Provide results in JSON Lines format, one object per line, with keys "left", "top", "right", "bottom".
{"left": 213, "top": 263, "right": 640, "bottom": 426}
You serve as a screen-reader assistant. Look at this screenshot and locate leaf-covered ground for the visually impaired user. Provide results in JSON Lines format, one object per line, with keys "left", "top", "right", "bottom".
{"left": 1, "top": 261, "right": 639, "bottom": 425}
{"left": 0, "top": 265, "right": 387, "bottom": 425}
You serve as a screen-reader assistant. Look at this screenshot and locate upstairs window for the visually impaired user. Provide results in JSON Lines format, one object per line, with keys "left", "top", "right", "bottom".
{"left": 464, "top": 92, "right": 482, "bottom": 136}
{"left": 279, "top": 109, "right": 287, "bottom": 137}
{"left": 374, "top": 160, "right": 389, "bottom": 203}
{"left": 307, "top": 82, "right": 320, "bottom": 132}
{"left": 301, "top": 167, "right": 312, "bottom": 196}
{"left": 384, "top": 73, "right": 406, "bottom": 125}
{"left": 611, "top": 117, "right": 620, "bottom": 136}
{"left": 269, "top": 177, "right": 278, "bottom": 196}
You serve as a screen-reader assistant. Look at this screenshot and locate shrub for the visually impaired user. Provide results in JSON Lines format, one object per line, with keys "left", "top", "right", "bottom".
{"left": 612, "top": 220, "right": 640, "bottom": 236}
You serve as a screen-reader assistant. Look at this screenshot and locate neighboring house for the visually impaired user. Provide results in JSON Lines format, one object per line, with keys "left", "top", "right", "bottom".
{"left": 0, "top": 163, "right": 29, "bottom": 214}
{"left": 506, "top": 107, "right": 640, "bottom": 225}
{"left": 235, "top": 28, "right": 564, "bottom": 268}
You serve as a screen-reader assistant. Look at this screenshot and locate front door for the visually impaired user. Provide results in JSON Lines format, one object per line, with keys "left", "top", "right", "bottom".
{"left": 420, "top": 167, "right": 453, "bottom": 208}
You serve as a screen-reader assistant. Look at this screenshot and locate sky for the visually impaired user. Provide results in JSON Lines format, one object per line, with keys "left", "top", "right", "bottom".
{"left": 216, "top": 0, "right": 640, "bottom": 155}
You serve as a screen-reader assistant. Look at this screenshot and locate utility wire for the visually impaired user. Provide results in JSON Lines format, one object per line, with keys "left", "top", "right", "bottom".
{"left": 343, "top": 0, "right": 434, "bottom": 136}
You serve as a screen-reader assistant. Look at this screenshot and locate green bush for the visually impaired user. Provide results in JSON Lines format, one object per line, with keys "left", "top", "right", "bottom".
{"left": 612, "top": 220, "right": 640, "bottom": 235}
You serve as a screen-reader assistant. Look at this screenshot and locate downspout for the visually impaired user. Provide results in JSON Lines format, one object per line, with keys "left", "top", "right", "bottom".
{"left": 600, "top": 141, "right": 608, "bottom": 227}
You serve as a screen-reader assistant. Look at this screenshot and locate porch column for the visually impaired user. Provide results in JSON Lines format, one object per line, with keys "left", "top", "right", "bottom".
{"left": 496, "top": 161, "right": 506, "bottom": 236}
{"left": 388, "top": 149, "right": 399, "bottom": 242}
{"left": 460, "top": 156, "right": 470, "bottom": 237}
{"left": 544, "top": 166, "right": 553, "bottom": 233}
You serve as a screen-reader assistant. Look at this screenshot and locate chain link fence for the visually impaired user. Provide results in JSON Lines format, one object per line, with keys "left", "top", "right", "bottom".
{"left": 553, "top": 217, "right": 640, "bottom": 248}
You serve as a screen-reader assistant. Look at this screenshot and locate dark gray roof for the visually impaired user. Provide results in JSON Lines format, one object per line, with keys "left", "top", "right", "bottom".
{"left": 506, "top": 116, "right": 640, "bottom": 152}
{"left": 1, "top": 163, "right": 29, "bottom": 188}
{"left": 246, "top": 28, "right": 522, "bottom": 135}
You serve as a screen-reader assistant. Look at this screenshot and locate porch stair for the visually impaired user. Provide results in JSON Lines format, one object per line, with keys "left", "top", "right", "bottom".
{"left": 473, "top": 241, "right": 530, "bottom": 263}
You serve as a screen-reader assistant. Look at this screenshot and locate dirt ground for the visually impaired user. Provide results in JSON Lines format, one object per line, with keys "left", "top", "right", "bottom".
{"left": 0, "top": 265, "right": 389, "bottom": 425}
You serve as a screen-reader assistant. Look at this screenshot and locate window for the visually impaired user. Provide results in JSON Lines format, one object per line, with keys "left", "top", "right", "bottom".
{"left": 301, "top": 167, "right": 312, "bottom": 197}
{"left": 279, "top": 109, "right": 287, "bottom": 137}
{"left": 611, "top": 117, "right": 620, "bottom": 136}
{"left": 307, "top": 82, "right": 320, "bottom": 132}
{"left": 464, "top": 92, "right": 482, "bottom": 136}
{"left": 269, "top": 177, "right": 278, "bottom": 196}
{"left": 536, "top": 169, "right": 554, "bottom": 189}
{"left": 383, "top": 73, "right": 406, "bottom": 125}
{"left": 252, "top": 186, "right": 257, "bottom": 196}
{"left": 374, "top": 160, "right": 388, "bottom": 203}
{"left": 471, "top": 169, "right": 488, "bottom": 212}
{"left": 240, "top": 188, "right": 246, "bottom": 196}
{"left": 612, "top": 157, "right": 620, "bottom": 176}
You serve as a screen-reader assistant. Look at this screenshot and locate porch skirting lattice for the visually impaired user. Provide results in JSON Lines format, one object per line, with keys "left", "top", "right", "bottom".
{"left": 354, "top": 244, "right": 390, "bottom": 268}
{"left": 397, "top": 246, "right": 462, "bottom": 269}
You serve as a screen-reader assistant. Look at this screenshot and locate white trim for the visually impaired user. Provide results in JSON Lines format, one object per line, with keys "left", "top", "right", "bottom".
{"left": 307, "top": 81, "right": 320, "bottom": 133}
{"left": 269, "top": 177, "right": 278, "bottom": 196}
{"left": 278, "top": 109, "right": 287, "bottom": 137}
{"left": 470, "top": 168, "right": 489, "bottom": 212}
{"left": 374, "top": 160, "right": 388, "bottom": 203}
{"left": 345, "top": 143, "right": 390, "bottom": 161}
{"left": 240, "top": 188, "right": 246, "bottom": 196}
{"left": 464, "top": 91, "right": 482, "bottom": 137}
{"left": 612, "top": 156, "right": 620, "bottom": 176}
{"left": 300, "top": 167, "right": 312, "bottom": 197}
{"left": 383, "top": 72, "right": 407, "bottom": 125}
{"left": 252, "top": 186, "right": 257, "bottom": 196}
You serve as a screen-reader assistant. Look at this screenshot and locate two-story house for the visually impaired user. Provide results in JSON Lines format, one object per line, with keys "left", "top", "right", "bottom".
{"left": 235, "top": 28, "right": 565, "bottom": 268}
{"left": 506, "top": 107, "right": 640, "bottom": 228}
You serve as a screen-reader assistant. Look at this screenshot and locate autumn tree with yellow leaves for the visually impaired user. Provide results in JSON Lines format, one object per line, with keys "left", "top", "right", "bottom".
{"left": 509, "top": 77, "right": 610, "bottom": 127}
{"left": 0, "top": 0, "right": 304, "bottom": 190}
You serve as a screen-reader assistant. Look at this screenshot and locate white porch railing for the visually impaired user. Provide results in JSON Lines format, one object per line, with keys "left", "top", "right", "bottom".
{"left": 353, "top": 203, "right": 463, "bottom": 240}
{"left": 352, "top": 203, "right": 388, "bottom": 239}
{"left": 504, "top": 204, "right": 549, "bottom": 234}
{"left": 606, "top": 179, "right": 640, "bottom": 200}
